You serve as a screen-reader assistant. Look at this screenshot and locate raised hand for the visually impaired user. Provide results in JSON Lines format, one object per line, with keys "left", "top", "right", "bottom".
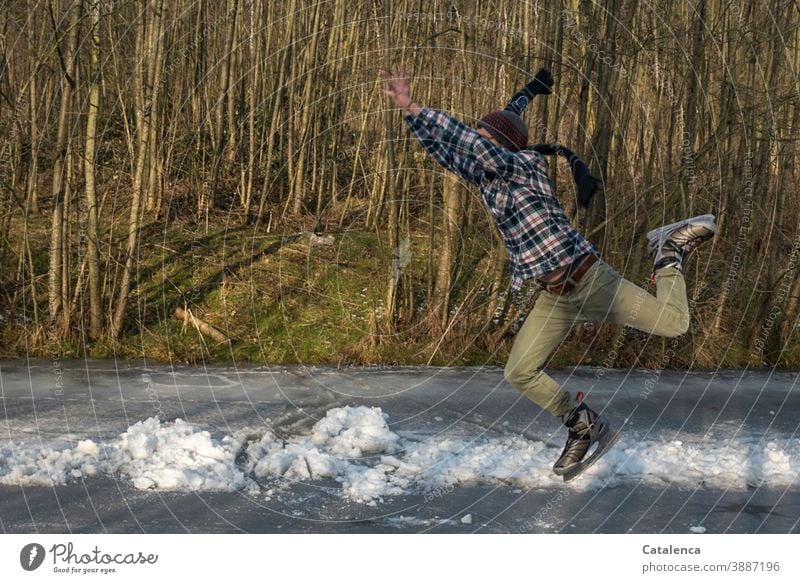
{"left": 525, "top": 68, "right": 554, "bottom": 96}
{"left": 380, "top": 68, "right": 412, "bottom": 109}
{"left": 505, "top": 67, "right": 554, "bottom": 115}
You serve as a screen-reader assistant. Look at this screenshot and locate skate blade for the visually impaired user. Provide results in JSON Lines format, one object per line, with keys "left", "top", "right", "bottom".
{"left": 562, "top": 430, "right": 621, "bottom": 483}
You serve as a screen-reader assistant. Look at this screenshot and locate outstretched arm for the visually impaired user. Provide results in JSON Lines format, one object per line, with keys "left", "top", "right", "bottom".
{"left": 381, "top": 69, "right": 481, "bottom": 183}
{"left": 381, "top": 68, "right": 539, "bottom": 184}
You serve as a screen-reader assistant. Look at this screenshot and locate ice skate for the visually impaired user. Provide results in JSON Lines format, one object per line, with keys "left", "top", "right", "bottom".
{"left": 647, "top": 214, "right": 716, "bottom": 272}
{"left": 553, "top": 397, "right": 620, "bottom": 482}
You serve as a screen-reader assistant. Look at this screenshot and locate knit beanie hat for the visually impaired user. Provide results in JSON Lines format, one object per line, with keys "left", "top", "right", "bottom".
{"left": 476, "top": 111, "right": 528, "bottom": 151}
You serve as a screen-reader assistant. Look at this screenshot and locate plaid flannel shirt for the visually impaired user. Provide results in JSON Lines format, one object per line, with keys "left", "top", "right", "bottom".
{"left": 403, "top": 108, "right": 596, "bottom": 292}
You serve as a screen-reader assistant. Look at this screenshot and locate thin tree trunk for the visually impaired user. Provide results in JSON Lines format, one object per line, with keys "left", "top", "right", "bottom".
{"left": 289, "top": 0, "right": 322, "bottom": 217}
{"left": 84, "top": 0, "right": 103, "bottom": 338}
{"left": 48, "top": 0, "right": 80, "bottom": 329}
{"left": 111, "top": 1, "right": 160, "bottom": 338}
{"left": 211, "top": 0, "right": 237, "bottom": 204}
{"left": 25, "top": 1, "right": 39, "bottom": 215}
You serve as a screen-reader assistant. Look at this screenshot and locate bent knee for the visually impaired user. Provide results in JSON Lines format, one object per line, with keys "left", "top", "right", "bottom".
{"left": 658, "top": 313, "right": 690, "bottom": 338}
{"left": 504, "top": 362, "right": 545, "bottom": 388}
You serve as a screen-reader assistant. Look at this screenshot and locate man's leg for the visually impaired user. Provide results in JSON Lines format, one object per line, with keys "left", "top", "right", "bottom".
{"left": 580, "top": 262, "right": 690, "bottom": 337}
{"left": 504, "top": 290, "right": 584, "bottom": 417}
{"left": 520, "top": 261, "right": 619, "bottom": 476}
{"left": 583, "top": 213, "right": 716, "bottom": 337}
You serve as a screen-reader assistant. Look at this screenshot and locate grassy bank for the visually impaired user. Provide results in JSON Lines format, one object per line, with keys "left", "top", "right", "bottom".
{"left": 2, "top": 215, "right": 798, "bottom": 369}
{"left": 2, "top": 215, "right": 503, "bottom": 366}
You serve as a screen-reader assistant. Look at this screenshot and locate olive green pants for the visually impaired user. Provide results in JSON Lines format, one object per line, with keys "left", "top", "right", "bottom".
{"left": 504, "top": 259, "right": 689, "bottom": 417}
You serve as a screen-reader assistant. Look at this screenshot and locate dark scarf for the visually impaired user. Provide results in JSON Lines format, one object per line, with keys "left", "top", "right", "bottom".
{"left": 528, "top": 143, "right": 600, "bottom": 209}
{"left": 504, "top": 69, "right": 601, "bottom": 208}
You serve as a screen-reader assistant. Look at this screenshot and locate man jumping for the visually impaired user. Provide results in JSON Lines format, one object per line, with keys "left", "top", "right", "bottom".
{"left": 381, "top": 67, "right": 716, "bottom": 481}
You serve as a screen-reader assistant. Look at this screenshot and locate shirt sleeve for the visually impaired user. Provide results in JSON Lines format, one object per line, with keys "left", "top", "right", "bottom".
{"left": 403, "top": 109, "right": 483, "bottom": 184}
{"left": 411, "top": 108, "right": 542, "bottom": 185}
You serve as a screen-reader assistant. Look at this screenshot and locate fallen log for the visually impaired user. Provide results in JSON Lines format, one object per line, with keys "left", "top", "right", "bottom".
{"left": 173, "top": 307, "right": 230, "bottom": 344}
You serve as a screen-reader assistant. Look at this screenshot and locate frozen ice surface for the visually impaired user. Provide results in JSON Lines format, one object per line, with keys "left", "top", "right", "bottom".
{"left": 1, "top": 362, "right": 799, "bottom": 533}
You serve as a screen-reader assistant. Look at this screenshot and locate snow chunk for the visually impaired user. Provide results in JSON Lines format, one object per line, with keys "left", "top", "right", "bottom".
{"left": 110, "top": 418, "right": 251, "bottom": 491}
{"left": 310, "top": 406, "right": 399, "bottom": 457}
{"left": 0, "top": 417, "right": 253, "bottom": 492}
{"left": 75, "top": 440, "right": 100, "bottom": 457}
{"left": 248, "top": 406, "right": 398, "bottom": 485}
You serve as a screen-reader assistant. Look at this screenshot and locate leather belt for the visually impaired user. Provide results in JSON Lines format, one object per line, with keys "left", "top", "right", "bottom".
{"left": 542, "top": 253, "right": 599, "bottom": 296}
